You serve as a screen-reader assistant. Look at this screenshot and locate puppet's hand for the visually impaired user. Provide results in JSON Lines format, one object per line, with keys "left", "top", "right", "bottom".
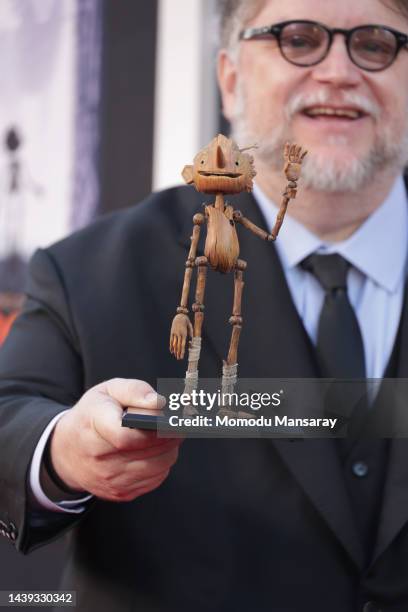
{"left": 283, "top": 142, "right": 308, "bottom": 182}
{"left": 170, "top": 314, "right": 193, "bottom": 360}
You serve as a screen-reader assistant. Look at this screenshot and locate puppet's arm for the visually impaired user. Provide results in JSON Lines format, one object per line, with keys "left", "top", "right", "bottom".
{"left": 270, "top": 143, "right": 308, "bottom": 240}
{"left": 170, "top": 213, "right": 205, "bottom": 360}
{"left": 233, "top": 210, "right": 274, "bottom": 241}
{"left": 234, "top": 144, "right": 307, "bottom": 243}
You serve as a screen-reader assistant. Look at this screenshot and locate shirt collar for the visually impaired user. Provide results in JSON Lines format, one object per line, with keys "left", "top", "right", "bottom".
{"left": 253, "top": 177, "right": 408, "bottom": 294}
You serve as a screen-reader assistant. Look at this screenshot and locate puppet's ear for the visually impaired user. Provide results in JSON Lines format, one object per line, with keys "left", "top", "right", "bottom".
{"left": 182, "top": 165, "right": 194, "bottom": 184}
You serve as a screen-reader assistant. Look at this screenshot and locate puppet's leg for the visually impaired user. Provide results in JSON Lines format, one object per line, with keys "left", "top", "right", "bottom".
{"left": 184, "top": 256, "right": 208, "bottom": 401}
{"left": 221, "top": 259, "right": 246, "bottom": 406}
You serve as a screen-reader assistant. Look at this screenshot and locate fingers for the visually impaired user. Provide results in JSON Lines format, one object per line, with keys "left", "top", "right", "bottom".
{"left": 103, "top": 378, "right": 164, "bottom": 411}
{"left": 170, "top": 331, "right": 192, "bottom": 360}
{"left": 285, "top": 142, "right": 307, "bottom": 163}
{"left": 170, "top": 333, "right": 177, "bottom": 357}
{"left": 90, "top": 379, "right": 166, "bottom": 451}
{"left": 93, "top": 405, "right": 156, "bottom": 452}
{"left": 177, "top": 334, "right": 184, "bottom": 359}
{"left": 100, "top": 433, "right": 182, "bottom": 461}
{"left": 116, "top": 437, "right": 183, "bottom": 461}
{"left": 90, "top": 440, "right": 182, "bottom": 502}
{"left": 125, "top": 443, "right": 180, "bottom": 480}
{"left": 170, "top": 333, "right": 183, "bottom": 359}
{"left": 106, "top": 471, "right": 171, "bottom": 502}
{"left": 181, "top": 334, "right": 187, "bottom": 360}
{"left": 295, "top": 144, "right": 308, "bottom": 161}
{"left": 174, "top": 334, "right": 181, "bottom": 359}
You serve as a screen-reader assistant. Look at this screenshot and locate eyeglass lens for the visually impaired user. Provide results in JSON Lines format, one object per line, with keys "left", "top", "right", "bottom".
{"left": 349, "top": 27, "right": 397, "bottom": 69}
{"left": 279, "top": 22, "right": 398, "bottom": 69}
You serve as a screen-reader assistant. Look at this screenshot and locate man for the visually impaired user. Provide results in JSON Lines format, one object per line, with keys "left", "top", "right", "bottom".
{"left": 1, "top": 0, "right": 408, "bottom": 610}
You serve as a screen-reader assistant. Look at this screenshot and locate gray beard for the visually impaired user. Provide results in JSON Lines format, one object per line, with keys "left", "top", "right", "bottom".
{"left": 231, "top": 94, "right": 408, "bottom": 193}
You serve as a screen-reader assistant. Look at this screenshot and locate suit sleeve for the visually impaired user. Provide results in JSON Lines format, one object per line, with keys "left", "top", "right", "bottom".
{"left": 0, "top": 248, "right": 91, "bottom": 554}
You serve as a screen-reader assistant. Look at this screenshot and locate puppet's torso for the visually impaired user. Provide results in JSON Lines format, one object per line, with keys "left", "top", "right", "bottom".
{"left": 204, "top": 204, "right": 240, "bottom": 274}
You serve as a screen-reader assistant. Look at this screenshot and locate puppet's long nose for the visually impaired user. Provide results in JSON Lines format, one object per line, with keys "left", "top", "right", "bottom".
{"left": 216, "top": 145, "right": 226, "bottom": 169}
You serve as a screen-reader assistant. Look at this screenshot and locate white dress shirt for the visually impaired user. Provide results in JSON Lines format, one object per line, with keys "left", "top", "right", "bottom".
{"left": 253, "top": 176, "right": 408, "bottom": 379}
{"left": 30, "top": 175, "right": 408, "bottom": 512}
{"left": 29, "top": 410, "right": 92, "bottom": 513}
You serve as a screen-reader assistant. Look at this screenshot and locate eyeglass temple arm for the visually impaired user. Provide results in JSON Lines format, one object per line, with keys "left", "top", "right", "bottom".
{"left": 239, "top": 26, "right": 276, "bottom": 40}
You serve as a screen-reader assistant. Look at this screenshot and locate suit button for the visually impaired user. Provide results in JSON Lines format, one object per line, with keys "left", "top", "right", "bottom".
{"left": 363, "top": 602, "right": 382, "bottom": 612}
{"left": 352, "top": 461, "right": 369, "bottom": 478}
{"left": 8, "top": 523, "right": 17, "bottom": 541}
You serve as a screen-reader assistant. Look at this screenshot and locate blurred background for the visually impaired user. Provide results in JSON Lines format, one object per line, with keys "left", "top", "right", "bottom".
{"left": 0, "top": 0, "right": 224, "bottom": 597}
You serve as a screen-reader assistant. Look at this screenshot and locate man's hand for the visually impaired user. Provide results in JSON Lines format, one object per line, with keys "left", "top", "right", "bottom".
{"left": 49, "top": 378, "right": 182, "bottom": 502}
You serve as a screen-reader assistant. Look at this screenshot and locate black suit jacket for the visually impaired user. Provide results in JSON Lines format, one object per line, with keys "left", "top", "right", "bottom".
{"left": 0, "top": 186, "right": 408, "bottom": 612}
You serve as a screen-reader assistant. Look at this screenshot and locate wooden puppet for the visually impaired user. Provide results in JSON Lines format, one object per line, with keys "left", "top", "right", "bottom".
{"left": 170, "top": 134, "right": 307, "bottom": 393}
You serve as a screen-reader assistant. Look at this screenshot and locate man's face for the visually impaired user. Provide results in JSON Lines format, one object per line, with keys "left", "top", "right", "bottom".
{"left": 218, "top": 0, "right": 408, "bottom": 191}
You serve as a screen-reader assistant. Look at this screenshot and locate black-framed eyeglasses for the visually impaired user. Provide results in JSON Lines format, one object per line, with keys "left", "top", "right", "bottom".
{"left": 239, "top": 20, "right": 408, "bottom": 71}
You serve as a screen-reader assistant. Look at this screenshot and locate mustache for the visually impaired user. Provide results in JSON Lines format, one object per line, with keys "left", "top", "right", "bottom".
{"left": 285, "top": 90, "right": 381, "bottom": 120}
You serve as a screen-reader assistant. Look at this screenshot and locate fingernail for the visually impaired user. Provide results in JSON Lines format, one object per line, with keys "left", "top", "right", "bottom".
{"left": 144, "top": 392, "right": 165, "bottom": 406}
{"left": 144, "top": 392, "right": 158, "bottom": 403}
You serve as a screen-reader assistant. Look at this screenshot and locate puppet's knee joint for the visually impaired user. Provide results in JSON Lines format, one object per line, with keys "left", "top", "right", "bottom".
{"left": 193, "top": 303, "right": 205, "bottom": 313}
{"left": 235, "top": 259, "right": 247, "bottom": 271}
{"left": 193, "top": 213, "right": 205, "bottom": 226}
{"left": 195, "top": 256, "right": 208, "bottom": 267}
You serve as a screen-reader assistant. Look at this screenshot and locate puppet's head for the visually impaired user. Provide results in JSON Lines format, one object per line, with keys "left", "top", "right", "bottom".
{"left": 182, "top": 134, "right": 257, "bottom": 195}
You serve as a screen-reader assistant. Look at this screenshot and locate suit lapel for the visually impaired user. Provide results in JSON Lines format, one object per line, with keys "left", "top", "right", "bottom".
{"left": 179, "top": 189, "right": 364, "bottom": 570}
{"left": 372, "top": 280, "right": 408, "bottom": 565}
{"left": 371, "top": 173, "right": 408, "bottom": 565}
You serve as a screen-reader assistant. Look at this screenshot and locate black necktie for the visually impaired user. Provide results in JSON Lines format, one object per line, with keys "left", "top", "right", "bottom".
{"left": 301, "top": 253, "right": 367, "bottom": 447}
{"left": 301, "top": 253, "right": 366, "bottom": 378}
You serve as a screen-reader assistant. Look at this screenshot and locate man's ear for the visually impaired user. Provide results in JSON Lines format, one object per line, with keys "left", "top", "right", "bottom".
{"left": 182, "top": 165, "right": 194, "bottom": 184}
{"left": 217, "top": 49, "right": 238, "bottom": 123}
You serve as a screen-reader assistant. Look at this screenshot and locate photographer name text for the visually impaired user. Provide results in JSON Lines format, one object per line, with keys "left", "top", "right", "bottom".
{"left": 167, "top": 415, "right": 338, "bottom": 430}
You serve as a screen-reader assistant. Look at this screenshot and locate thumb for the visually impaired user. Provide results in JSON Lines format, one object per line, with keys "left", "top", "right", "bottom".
{"left": 103, "top": 378, "right": 166, "bottom": 411}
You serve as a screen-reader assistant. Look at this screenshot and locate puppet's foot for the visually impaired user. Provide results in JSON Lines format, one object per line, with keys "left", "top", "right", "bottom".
{"left": 218, "top": 362, "right": 238, "bottom": 416}
{"left": 182, "top": 370, "right": 199, "bottom": 416}
{"left": 182, "top": 339, "right": 202, "bottom": 415}
{"left": 222, "top": 361, "right": 238, "bottom": 390}
{"left": 187, "top": 337, "right": 201, "bottom": 373}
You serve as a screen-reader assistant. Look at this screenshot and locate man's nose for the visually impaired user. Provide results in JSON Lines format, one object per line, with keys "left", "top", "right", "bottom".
{"left": 311, "top": 35, "right": 362, "bottom": 87}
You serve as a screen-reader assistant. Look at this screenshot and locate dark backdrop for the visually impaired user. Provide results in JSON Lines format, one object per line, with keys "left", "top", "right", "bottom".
{"left": 98, "top": 0, "right": 157, "bottom": 213}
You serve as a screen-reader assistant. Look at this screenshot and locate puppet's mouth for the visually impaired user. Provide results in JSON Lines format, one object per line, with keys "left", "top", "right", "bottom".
{"left": 198, "top": 171, "right": 242, "bottom": 178}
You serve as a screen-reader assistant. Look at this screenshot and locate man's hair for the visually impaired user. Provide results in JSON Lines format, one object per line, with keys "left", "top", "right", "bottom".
{"left": 218, "top": 0, "right": 265, "bottom": 50}
{"left": 385, "top": 0, "right": 408, "bottom": 18}
{"left": 218, "top": 0, "right": 408, "bottom": 51}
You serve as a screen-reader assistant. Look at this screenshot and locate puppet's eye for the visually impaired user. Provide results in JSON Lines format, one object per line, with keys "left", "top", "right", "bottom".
{"left": 201, "top": 160, "right": 205, "bottom": 164}
{"left": 235, "top": 161, "right": 239, "bottom": 166}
